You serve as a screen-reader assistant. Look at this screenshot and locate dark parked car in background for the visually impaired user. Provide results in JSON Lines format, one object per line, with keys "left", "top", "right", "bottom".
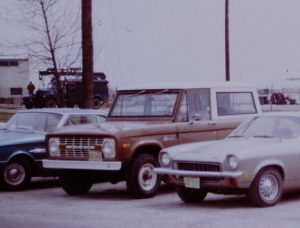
{"left": 0, "top": 108, "right": 107, "bottom": 190}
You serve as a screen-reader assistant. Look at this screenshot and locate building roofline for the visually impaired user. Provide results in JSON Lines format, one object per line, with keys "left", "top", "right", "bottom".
{"left": 0, "top": 58, "right": 29, "bottom": 61}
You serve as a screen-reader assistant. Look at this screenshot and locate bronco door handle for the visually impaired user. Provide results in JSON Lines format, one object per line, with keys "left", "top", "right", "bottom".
{"left": 208, "top": 121, "right": 216, "bottom": 126}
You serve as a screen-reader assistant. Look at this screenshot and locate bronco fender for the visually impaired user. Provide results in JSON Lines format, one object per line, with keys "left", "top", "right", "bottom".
{"left": 120, "top": 139, "right": 163, "bottom": 164}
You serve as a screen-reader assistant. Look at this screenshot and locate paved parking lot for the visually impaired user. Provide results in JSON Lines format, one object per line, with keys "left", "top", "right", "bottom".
{"left": 1, "top": 180, "right": 300, "bottom": 228}
{"left": 2, "top": 105, "right": 300, "bottom": 227}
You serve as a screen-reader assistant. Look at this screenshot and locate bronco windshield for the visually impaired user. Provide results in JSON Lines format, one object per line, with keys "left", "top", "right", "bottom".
{"left": 110, "top": 90, "right": 179, "bottom": 117}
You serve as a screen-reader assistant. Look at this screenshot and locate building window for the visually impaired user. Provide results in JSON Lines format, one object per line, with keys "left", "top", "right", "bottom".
{"left": 0, "top": 61, "right": 19, "bottom": 67}
{"left": 10, "top": 88, "right": 23, "bottom": 95}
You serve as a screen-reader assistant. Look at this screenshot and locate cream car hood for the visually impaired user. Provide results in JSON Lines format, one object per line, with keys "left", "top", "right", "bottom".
{"left": 165, "top": 138, "right": 284, "bottom": 162}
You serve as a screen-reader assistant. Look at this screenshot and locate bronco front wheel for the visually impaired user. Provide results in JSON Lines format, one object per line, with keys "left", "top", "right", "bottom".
{"left": 126, "top": 154, "right": 161, "bottom": 198}
{"left": 60, "top": 171, "right": 93, "bottom": 195}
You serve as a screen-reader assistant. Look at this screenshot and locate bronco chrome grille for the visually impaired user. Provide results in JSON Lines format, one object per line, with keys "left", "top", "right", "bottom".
{"left": 59, "top": 137, "right": 103, "bottom": 159}
{"left": 174, "top": 161, "right": 222, "bottom": 182}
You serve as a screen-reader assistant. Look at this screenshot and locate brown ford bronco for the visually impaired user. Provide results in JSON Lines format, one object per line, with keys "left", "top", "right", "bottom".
{"left": 43, "top": 83, "right": 261, "bottom": 198}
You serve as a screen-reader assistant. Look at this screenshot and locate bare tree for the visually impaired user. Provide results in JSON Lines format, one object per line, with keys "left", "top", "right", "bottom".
{"left": 5, "top": 0, "right": 81, "bottom": 107}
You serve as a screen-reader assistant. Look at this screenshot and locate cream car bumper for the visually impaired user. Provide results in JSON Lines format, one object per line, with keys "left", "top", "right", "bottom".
{"left": 154, "top": 167, "right": 244, "bottom": 178}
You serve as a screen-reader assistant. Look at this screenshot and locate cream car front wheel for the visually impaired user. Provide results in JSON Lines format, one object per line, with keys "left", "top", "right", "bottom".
{"left": 248, "top": 168, "right": 283, "bottom": 207}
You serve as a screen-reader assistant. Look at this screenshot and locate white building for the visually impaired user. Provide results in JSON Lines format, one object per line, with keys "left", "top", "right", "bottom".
{"left": 0, "top": 58, "right": 32, "bottom": 104}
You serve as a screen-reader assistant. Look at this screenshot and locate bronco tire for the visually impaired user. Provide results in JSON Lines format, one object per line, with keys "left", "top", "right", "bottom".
{"left": 126, "top": 154, "right": 161, "bottom": 198}
{"left": 248, "top": 168, "right": 283, "bottom": 207}
{"left": 1, "top": 160, "right": 32, "bottom": 190}
{"left": 176, "top": 186, "right": 207, "bottom": 203}
{"left": 60, "top": 171, "right": 93, "bottom": 195}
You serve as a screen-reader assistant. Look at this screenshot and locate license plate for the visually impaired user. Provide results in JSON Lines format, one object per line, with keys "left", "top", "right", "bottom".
{"left": 184, "top": 177, "right": 200, "bottom": 189}
{"left": 88, "top": 151, "right": 102, "bottom": 161}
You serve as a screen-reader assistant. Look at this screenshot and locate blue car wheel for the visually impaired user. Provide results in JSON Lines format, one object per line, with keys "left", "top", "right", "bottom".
{"left": 2, "top": 160, "right": 32, "bottom": 190}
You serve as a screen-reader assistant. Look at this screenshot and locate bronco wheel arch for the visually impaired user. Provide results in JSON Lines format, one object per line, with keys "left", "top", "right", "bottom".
{"left": 132, "top": 144, "right": 162, "bottom": 160}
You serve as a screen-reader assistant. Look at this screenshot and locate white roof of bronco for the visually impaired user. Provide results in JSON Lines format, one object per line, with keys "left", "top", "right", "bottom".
{"left": 118, "top": 81, "right": 256, "bottom": 91}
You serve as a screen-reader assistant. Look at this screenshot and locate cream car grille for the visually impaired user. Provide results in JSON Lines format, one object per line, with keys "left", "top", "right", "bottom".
{"left": 174, "top": 161, "right": 222, "bottom": 182}
{"left": 59, "top": 137, "right": 103, "bottom": 159}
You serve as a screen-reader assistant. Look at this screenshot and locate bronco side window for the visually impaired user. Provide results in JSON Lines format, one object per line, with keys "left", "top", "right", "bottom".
{"left": 177, "top": 93, "right": 188, "bottom": 122}
{"left": 216, "top": 92, "right": 257, "bottom": 116}
{"left": 186, "top": 89, "right": 210, "bottom": 121}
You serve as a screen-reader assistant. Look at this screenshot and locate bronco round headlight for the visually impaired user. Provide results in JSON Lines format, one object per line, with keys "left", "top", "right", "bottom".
{"left": 102, "top": 138, "right": 116, "bottom": 158}
{"left": 49, "top": 137, "right": 60, "bottom": 156}
{"left": 227, "top": 155, "right": 239, "bottom": 170}
{"left": 160, "top": 152, "right": 171, "bottom": 167}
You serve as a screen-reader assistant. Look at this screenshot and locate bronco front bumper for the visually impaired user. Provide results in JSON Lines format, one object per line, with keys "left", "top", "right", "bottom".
{"left": 42, "top": 159, "right": 122, "bottom": 171}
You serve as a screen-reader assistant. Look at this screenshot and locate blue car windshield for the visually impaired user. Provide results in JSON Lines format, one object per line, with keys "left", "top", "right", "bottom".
{"left": 5, "top": 112, "right": 62, "bottom": 132}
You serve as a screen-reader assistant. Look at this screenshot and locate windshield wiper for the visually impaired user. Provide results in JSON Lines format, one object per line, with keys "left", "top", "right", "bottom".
{"left": 228, "top": 135, "right": 245, "bottom": 138}
{"left": 130, "top": 89, "right": 169, "bottom": 97}
{"left": 130, "top": 90, "right": 146, "bottom": 97}
{"left": 16, "top": 126, "right": 34, "bottom": 131}
{"left": 253, "top": 135, "right": 273, "bottom": 138}
{"left": 150, "top": 89, "right": 169, "bottom": 95}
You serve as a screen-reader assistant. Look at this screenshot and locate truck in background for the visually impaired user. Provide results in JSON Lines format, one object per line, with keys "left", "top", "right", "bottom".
{"left": 22, "top": 68, "right": 109, "bottom": 109}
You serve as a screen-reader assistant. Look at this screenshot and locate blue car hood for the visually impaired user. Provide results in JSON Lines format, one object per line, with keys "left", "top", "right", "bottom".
{"left": 0, "top": 130, "right": 45, "bottom": 147}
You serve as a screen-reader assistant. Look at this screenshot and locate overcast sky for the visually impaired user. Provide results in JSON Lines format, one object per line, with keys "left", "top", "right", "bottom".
{"left": 1, "top": 0, "right": 300, "bottom": 88}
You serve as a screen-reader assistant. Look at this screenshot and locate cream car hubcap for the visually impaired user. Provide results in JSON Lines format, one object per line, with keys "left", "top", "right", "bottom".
{"left": 138, "top": 163, "right": 157, "bottom": 191}
{"left": 259, "top": 174, "right": 279, "bottom": 202}
{"left": 4, "top": 163, "right": 26, "bottom": 186}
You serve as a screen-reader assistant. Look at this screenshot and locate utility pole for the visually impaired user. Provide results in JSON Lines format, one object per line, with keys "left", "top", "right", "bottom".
{"left": 225, "top": 0, "right": 230, "bottom": 81}
{"left": 81, "top": 0, "right": 94, "bottom": 108}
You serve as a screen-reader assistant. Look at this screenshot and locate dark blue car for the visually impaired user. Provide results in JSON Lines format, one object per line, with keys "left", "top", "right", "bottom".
{"left": 0, "top": 108, "right": 107, "bottom": 190}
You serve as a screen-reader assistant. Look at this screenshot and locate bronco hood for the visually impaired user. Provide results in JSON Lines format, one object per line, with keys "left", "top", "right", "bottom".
{"left": 47, "top": 121, "right": 173, "bottom": 137}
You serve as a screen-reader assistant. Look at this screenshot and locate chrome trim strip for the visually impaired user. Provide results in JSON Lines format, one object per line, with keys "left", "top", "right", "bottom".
{"left": 29, "top": 148, "right": 46, "bottom": 153}
{"left": 42, "top": 159, "right": 122, "bottom": 171}
{"left": 154, "top": 168, "right": 243, "bottom": 178}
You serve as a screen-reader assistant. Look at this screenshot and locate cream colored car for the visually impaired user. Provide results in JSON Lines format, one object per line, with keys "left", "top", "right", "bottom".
{"left": 155, "top": 112, "right": 300, "bottom": 207}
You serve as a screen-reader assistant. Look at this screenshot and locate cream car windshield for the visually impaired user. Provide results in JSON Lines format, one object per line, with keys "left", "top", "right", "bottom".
{"left": 229, "top": 116, "right": 300, "bottom": 139}
{"left": 110, "top": 90, "right": 178, "bottom": 117}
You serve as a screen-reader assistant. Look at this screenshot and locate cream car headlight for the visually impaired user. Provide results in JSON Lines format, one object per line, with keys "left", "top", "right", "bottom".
{"left": 227, "top": 154, "right": 239, "bottom": 170}
{"left": 49, "top": 137, "right": 60, "bottom": 156}
{"left": 102, "top": 138, "right": 116, "bottom": 158}
{"left": 160, "top": 152, "right": 171, "bottom": 167}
